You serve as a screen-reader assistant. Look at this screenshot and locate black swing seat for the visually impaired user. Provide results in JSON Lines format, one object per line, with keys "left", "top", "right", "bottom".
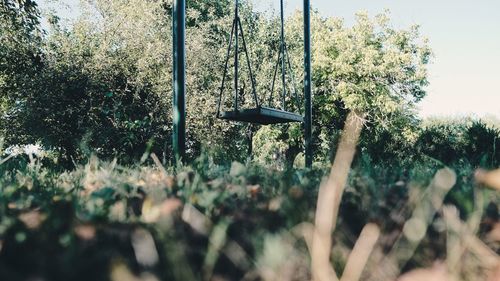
{"left": 219, "top": 106, "right": 304, "bottom": 125}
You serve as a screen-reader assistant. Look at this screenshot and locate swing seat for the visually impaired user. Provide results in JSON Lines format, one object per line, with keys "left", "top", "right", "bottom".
{"left": 220, "top": 106, "right": 304, "bottom": 125}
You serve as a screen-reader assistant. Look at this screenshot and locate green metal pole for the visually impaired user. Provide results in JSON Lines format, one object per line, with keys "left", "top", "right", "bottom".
{"left": 304, "top": 0, "right": 313, "bottom": 168}
{"left": 173, "top": 0, "right": 186, "bottom": 164}
{"left": 280, "top": 0, "right": 286, "bottom": 111}
{"left": 234, "top": 0, "right": 239, "bottom": 111}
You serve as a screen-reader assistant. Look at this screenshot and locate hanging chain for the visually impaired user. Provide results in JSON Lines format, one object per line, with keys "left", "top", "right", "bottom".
{"left": 217, "top": 0, "right": 260, "bottom": 117}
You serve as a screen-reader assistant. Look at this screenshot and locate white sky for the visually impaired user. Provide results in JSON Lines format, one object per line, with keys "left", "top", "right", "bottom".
{"left": 39, "top": 0, "right": 500, "bottom": 118}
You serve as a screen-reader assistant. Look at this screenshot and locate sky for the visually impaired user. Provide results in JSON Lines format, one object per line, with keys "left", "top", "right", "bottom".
{"left": 39, "top": 0, "right": 500, "bottom": 118}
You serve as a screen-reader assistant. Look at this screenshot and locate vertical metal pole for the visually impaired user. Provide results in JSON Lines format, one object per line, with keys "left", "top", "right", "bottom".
{"left": 304, "top": 0, "right": 313, "bottom": 168}
{"left": 280, "top": 0, "right": 286, "bottom": 111}
{"left": 234, "top": 0, "right": 239, "bottom": 111}
{"left": 173, "top": 0, "right": 186, "bottom": 164}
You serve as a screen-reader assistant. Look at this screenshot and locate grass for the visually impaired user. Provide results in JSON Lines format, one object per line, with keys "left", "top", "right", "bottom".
{"left": 0, "top": 148, "right": 498, "bottom": 281}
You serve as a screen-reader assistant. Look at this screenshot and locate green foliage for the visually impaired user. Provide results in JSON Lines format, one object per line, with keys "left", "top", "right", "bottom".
{"left": 357, "top": 110, "right": 420, "bottom": 164}
{"left": 1, "top": 0, "right": 434, "bottom": 169}
{"left": 0, "top": 151, "right": 324, "bottom": 280}
{"left": 268, "top": 11, "right": 432, "bottom": 165}
{"left": 0, "top": 0, "right": 43, "bottom": 142}
{"left": 0, "top": 149, "right": 497, "bottom": 280}
{"left": 252, "top": 123, "right": 303, "bottom": 169}
{"left": 416, "top": 118, "right": 500, "bottom": 168}
{"left": 1, "top": 0, "right": 267, "bottom": 165}
{"left": 314, "top": 11, "right": 431, "bottom": 117}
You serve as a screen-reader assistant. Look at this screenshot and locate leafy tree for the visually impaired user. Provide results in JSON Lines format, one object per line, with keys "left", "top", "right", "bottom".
{"left": 0, "top": 0, "right": 43, "bottom": 143}
{"left": 0, "top": 0, "right": 40, "bottom": 37}
{"left": 253, "top": 11, "right": 431, "bottom": 167}
{"left": 306, "top": 11, "right": 432, "bottom": 278}
{"left": 312, "top": 11, "right": 431, "bottom": 121}
{"left": 1, "top": 0, "right": 268, "bottom": 165}
{"left": 310, "top": 11, "right": 431, "bottom": 160}
{"left": 358, "top": 109, "right": 420, "bottom": 164}
{"left": 252, "top": 123, "right": 304, "bottom": 169}
{"left": 416, "top": 117, "right": 500, "bottom": 168}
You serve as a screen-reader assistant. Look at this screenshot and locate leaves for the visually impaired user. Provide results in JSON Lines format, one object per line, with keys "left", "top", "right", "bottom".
{"left": 312, "top": 11, "right": 431, "bottom": 120}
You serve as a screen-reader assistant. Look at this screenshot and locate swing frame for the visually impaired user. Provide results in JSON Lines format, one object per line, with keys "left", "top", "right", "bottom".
{"left": 173, "top": 0, "right": 314, "bottom": 166}
{"left": 216, "top": 0, "right": 304, "bottom": 125}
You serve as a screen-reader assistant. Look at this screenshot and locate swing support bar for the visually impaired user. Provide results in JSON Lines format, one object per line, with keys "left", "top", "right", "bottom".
{"left": 304, "top": 0, "right": 313, "bottom": 168}
{"left": 173, "top": 0, "right": 186, "bottom": 164}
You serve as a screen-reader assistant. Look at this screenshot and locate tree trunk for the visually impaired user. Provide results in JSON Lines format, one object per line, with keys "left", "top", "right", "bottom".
{"left": 286, "top": 142, "right": 302, "bottom": 169}
{"left": 247, "top": 124, "right": 254, "bottom": 158}
{"left": 311, "top": 110, "right": 365, "bottom": 281}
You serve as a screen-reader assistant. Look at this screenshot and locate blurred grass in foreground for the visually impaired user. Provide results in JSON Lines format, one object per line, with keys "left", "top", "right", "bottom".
{"left": 0, "top": 147, "right": 498, "bottom": 281}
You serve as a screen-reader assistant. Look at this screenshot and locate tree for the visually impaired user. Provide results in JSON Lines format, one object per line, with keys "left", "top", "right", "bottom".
{"left": 306, "top": 11, "right": 432, "bottom": 280}
{"left": 0, "top": 0, "right": 43, "bottom": 143}
{"left": 1, "top": 0, "right": 267, "bottom": 165}
{"left": 416, "top": 117, "right": 500, "bottom": 168}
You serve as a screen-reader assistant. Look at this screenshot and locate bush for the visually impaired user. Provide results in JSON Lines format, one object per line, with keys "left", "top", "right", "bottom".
{"left": 416, "top": 118, "right": 500, "bottom": 168}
